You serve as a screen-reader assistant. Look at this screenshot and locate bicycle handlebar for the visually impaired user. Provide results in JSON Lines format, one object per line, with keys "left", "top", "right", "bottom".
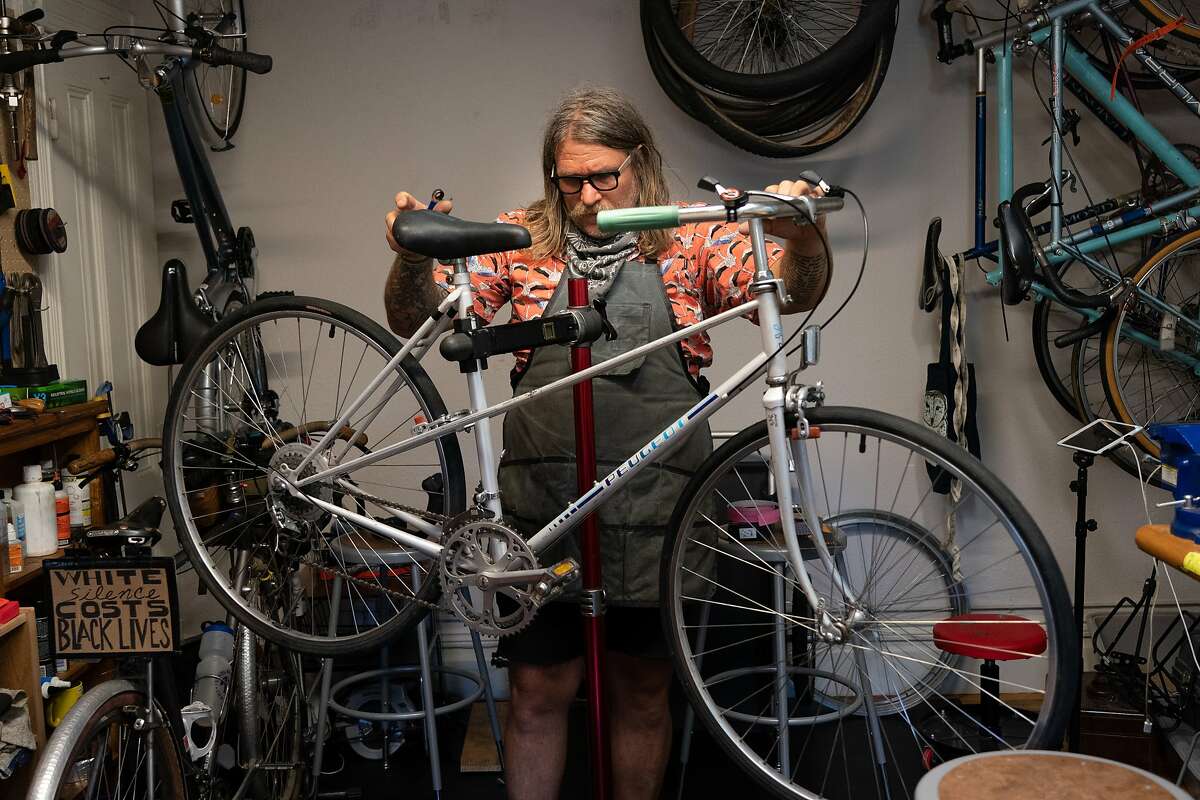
{"left": 0, "top": 39, "right": 272, "bottom": 75}
{"left": 203, "top": 43, "right": 272, "bottom": 74}
{"left": 597, "top": 195, "right": 843, "bottom": 233}
{"left": 0, "top": 46, "right": 62, "bottom": 72}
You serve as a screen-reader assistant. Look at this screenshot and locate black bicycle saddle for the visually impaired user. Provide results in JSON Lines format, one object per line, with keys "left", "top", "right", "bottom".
{"left": 84, "top": 496, "right": 166, "bottom": 551}
{"left": 135, "top": 260, "right": 213, "bottom": 366}
{"left": 391, "top": 210, "right": 531, "bottom": 260}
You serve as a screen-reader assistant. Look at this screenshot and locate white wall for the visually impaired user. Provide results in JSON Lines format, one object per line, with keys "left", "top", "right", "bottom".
{"left": 149, "top": 0, "right": 1200, "bottom": 659}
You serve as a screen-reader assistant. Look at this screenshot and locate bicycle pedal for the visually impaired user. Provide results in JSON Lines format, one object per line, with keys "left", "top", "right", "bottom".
{"left": 530, "top": 558, "right": 580, "bottom": 603}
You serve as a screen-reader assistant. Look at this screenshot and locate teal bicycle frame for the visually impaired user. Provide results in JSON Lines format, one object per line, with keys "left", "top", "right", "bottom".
{"left": 954, "top": 1, "right": 1200, "bottom": 372}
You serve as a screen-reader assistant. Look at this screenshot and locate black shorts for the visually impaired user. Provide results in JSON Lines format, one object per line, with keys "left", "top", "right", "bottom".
{"left": 495, "top": 601, "right": 670, "bottom": 665}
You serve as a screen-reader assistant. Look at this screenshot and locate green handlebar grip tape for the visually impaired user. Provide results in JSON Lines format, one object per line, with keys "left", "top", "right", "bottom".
{"left": 596, "top": 206, "right": 681, "bottom": 233}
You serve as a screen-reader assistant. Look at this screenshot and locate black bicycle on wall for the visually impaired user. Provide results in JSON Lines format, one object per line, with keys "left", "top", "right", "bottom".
{"left": 0, "top": 10, "right": 309, "bottom": 800}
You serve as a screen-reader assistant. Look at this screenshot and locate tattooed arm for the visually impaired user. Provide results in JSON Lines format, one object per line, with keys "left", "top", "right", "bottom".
{"left": 762, "top": 178, "right": 832, "bottom": 314}
{"left": 383, "top": 190, "right": 454, "bottom": 338}
{"left": 773, "top": 240, "right": 831, "bottom": 314}
{"left": 383, "top": 253, "right": 446, "bottom": 339}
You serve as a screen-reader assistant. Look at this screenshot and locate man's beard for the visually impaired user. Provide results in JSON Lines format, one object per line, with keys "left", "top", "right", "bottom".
{"left": 567, "top": 200, "right": 613, "bottom": 239}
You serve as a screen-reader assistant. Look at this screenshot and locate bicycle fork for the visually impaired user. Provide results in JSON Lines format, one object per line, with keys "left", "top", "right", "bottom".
{"left": 746, "top": 217, "right": 862, "bottom": 643}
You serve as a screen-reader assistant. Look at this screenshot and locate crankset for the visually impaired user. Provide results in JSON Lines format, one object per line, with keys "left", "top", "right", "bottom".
{"left": 439, "top": 512, "right": 580, "bottom": 637}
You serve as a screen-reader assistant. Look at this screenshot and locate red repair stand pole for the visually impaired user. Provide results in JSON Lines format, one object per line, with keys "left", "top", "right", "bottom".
{"left": 568, "top": 276, "right": 612, "bottom": 800}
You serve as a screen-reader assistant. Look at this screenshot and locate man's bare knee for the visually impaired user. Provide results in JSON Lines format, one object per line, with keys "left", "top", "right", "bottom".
{"left": 607, "top": 653, "right": 672, "bottom": 722}
{"left": 509, "top": 659, "right": 583, "bottom": 724}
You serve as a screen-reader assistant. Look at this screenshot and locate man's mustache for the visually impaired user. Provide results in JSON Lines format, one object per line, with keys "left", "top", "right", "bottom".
{"left": 568, "top": 201, "right": 610, "bottom": 221}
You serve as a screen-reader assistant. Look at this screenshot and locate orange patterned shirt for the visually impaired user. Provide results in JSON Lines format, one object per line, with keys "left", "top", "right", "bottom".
{"left": 433, "top": 207, "right": 784, "bottom": 377}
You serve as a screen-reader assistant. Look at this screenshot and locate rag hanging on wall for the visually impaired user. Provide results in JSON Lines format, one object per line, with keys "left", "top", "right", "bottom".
{"left": 922, "top": 250, "right": 981, "bottom": 489}
{"left": 921, "top": 247, "right": 980, "bottom": 581}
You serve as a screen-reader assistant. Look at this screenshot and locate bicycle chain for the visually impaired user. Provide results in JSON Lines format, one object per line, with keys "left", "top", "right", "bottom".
{"left": 284, "top": 481, "right": 450, "bottom": 613}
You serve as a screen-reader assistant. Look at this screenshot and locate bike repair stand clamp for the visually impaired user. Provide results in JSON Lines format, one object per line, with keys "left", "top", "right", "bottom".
{"left": 569, "top": 275, "right": 613, "bottom": 800}
{"left": 1067, "top": 448, "right": 1097, "bottom": 754}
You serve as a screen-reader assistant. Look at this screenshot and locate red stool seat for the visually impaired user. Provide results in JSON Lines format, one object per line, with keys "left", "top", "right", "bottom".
{"left": 933, "top": 613, "right": 1047, "bottom": 661}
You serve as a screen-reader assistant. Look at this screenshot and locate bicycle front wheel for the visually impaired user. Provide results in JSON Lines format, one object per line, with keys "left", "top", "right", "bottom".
{"left": 662, "top": 407, "right": 1076, "bottom": 799}
{"left": 230, "top": 629, "right": 306, "bottom": 798}
{"left": 163, "top": 295, "right": 466, "bottom": 656}
{"left": 29, "top": 681, "right": 187, "bottom": 800}
{"left": 184, "top": 0, "right": 249, "bottom": 145}
{"left": 1100, "top": 228, "right": 1200, "bottom": 459}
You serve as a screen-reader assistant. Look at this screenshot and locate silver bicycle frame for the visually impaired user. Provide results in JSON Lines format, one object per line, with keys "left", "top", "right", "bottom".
{"left": 282, "top": 196, "right": 855, "bottom": 624}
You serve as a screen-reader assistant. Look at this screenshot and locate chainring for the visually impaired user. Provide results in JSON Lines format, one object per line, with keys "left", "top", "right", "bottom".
{"left": 439, "top": 512, "right": 541, "bottom": 637}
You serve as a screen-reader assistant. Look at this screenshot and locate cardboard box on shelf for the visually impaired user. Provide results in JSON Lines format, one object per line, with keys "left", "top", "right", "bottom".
{"left": 0, "top": 379, "right": 87, "bottom": 409}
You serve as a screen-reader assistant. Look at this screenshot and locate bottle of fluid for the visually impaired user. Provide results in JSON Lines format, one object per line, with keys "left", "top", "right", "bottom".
{"left": 15, "top": 465, "right": 57, "bottom": 556}
{"left": 64, "top": 471, "right": 89, "bottom": 537}
{"left": 54, "top": 485, "right": 69, "bottom": 549}
{"left": 193, "top": 622, "right": 235, "bottom": 716}
{"left": 2, "top": 490, "right": 26, "bottom": 572}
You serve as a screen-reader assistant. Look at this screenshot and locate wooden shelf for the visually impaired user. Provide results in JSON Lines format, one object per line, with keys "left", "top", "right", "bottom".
{"left": 0, "top": 607, "right": 47, "bottom": 797}
{"left": 3, "top": 548, "right": 65, "bottom": 592}
{"left": 0, "top": 608, "right": 26, "bottom": 638}
{"left": 56, "top": 659, "right": 98, "bottom": 683}
{"left": 0, "top": 398, "right": 108, "bottom": 597}
{"left": 0, "top": 399, "right": 108, "bottom": 458}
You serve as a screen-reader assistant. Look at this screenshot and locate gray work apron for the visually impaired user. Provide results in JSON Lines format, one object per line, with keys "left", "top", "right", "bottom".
{"left": 498, "top": 258, "right": 713, "bottom": 606}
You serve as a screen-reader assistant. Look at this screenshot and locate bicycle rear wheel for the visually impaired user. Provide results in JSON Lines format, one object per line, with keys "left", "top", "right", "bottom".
{"left": 662, "top": 408, "right": 1076, "bottom": 799}
{"left": 1100, "top": 228, "right": 1200, "bottom": 459}
{"left": 29, "top": 681, "right": 186, "bottom": 800}
{"left": 163, "top": 295, "right": 466, "bottom": 656}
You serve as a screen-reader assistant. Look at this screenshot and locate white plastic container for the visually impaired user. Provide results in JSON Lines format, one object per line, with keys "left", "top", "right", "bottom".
{"left": 64, "top": 472, "right": 88, "bottom": 534}
{"left": 16, "top": 464, "right": 57, "bottom": 557}
{"left": 2, "top": 490, "right": 26, "bottom": 572}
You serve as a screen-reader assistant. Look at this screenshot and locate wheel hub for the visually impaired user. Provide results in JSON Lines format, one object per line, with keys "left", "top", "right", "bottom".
{"left": 268, "top": 443, "right": 332, "bottom": 523}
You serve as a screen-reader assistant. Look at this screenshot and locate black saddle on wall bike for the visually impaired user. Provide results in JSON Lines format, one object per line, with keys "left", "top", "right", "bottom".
{"left": 136, "top": 260, "right": 213, "bottom": 366}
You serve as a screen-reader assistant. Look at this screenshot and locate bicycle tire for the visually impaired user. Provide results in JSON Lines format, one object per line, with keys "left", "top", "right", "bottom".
{"left": 1031, "top": 295, "right": 1086, "bottom": 420}
{"left": 1073, "top": 21, "right": 1200, "bottom": 89}
{"left": 661, "top": 408, "right": 1077, "bottom": 799}
{"left": 643, "top": 8, "right": 896, "bottom": 157}
{"left": 163, "top": 295, "right": 466, "bottom": 656}
{"left": 29, "top": 680, "right": 187, "bottom": 800}
{"left": 1100, "top": 227, "right": 1200, "bottom": 459}
{"left": 1134, "top": 0, "right": 1200, "bottom": 44}
{"left": 184, "top": 0, "right": 249, "bottom": 145}
{"left": 233, "top": 629, "right": 306, "bottom": 798}
{"left": 643, "top": 0, "right": 896, "bottom": 99}
{"left": 1070, "top": 330, "right": 1164, "bottom": 486}
{"left": 1030, "top": 258, "right": 1126, "bottom": 422}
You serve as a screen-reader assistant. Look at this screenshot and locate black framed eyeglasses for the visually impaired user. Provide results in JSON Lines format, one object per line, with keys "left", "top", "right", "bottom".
{"left": 550, "top": 150, "right": 636, "bottom": 195}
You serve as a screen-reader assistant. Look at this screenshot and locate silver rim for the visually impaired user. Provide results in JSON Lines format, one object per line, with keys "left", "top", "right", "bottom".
{"left": 166, "top": 307, "right": 455, "bottom": 651}
{"left": 667, "top": 416, "right": 1063, "bottom": 799}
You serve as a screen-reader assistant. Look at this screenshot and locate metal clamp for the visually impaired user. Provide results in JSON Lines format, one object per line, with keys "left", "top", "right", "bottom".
{"left": 1158, "top": 495, "right": 1200, "bottom": 509}
{"left": 748, "top": 276, "right": 785, "bottom": 297}
{"left": 580, "top": 587, "right": 607, "bottom": 618}
{"left": 785, "top": 379, "right": 825, "bottom": 415}
{"left": 413, "top": 409, "right": 471, "bottom": 435}
{"left": 473, "top": 487, "right": 501, "bottom": 506}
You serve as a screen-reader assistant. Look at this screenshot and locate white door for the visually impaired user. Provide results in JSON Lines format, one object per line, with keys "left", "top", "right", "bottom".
{"left": 30, "top": 0, "right": 161, "bottom": 438}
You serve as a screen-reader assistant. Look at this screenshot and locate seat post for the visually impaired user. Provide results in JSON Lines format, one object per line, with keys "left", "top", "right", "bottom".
{"left": 448, "top": 256, "right": 502, "bottom": 519}
{"left": 980, "top": 659, "right": 1001, "bottom": 735}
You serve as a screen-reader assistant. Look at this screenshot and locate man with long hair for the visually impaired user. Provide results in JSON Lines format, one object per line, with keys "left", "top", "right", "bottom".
{"left": 384, "top": 87, "right": 831, "bottom": 800}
